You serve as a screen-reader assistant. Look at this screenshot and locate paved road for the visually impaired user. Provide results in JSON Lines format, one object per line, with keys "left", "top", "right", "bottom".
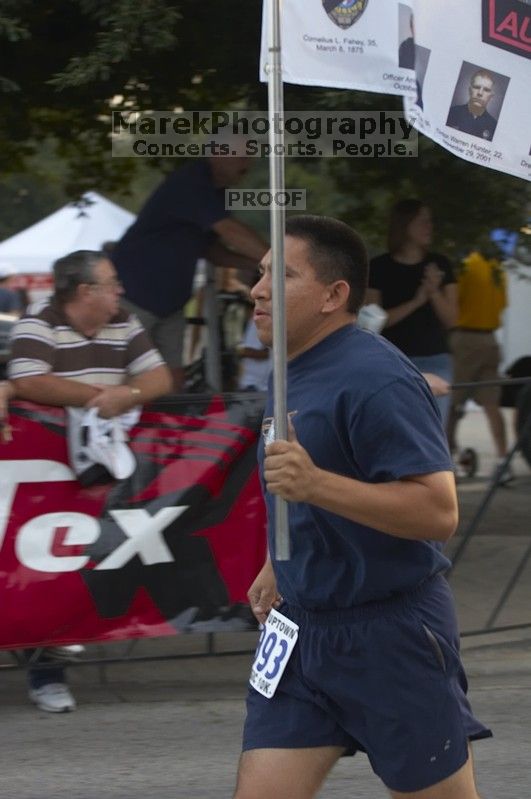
{"left": 1, "top": 650, "right": 531, "bottom": 799}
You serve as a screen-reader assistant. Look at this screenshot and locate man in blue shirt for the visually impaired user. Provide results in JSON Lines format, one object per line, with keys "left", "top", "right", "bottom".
{"left": 233, "top": 216, "right": 490, "bottom": 799}
{"left": 112, "top": 155, "right": 268, "bottom": 390}
{"left": 0, "top": 267, "right": 23, "bottom": 315}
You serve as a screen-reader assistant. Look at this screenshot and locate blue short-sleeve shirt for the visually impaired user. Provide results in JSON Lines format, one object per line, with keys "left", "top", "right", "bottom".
{"left": 259, "top": 325, "right": 453, "bottom": 609}
{"left": 112, "top": 161, "right": 228, "bottom": 316}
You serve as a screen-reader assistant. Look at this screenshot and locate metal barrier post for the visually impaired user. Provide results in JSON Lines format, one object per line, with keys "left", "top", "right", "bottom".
{"left": 450, "top": 382, "right": 531, "bottom": 636}
{"left": 450, "top": 379, "right": 531, "bottom": 569}
{"left": 203, "top": 261, "right": 222, "bottom": 392}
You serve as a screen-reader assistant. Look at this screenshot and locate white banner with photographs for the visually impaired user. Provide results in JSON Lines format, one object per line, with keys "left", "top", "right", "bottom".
{"left": 404, "top": 0, "right": 531, "bottom": 181}
{"left": 260, "top": 0, "right": 531, "bottom": 181}
{"left": 260, "top": 0, "right": 418, "bottom": 97}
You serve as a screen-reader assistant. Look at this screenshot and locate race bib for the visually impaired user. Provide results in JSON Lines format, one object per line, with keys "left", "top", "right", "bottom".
{"left": 249, "top": 608, "right": 299, "bottom": 699}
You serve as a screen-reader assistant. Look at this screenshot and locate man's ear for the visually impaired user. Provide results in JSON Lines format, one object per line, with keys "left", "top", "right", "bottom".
{"left": 322, "top": 280, "right": 350, "bottom": 313}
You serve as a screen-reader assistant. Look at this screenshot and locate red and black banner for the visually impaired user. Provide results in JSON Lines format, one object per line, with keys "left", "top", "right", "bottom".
{"left": 0, "top": 395, "right": 267, "bottom": 649}
{"left": 482, "top": 0, "right": 531, "bottom": 59}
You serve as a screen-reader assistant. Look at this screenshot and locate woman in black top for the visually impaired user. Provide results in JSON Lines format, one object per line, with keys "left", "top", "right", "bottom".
{"left": 366, "top": 199, "right": 457, "bottom": 423}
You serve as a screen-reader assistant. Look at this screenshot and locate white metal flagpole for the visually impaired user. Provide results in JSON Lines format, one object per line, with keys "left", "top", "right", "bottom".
{"left": 265, "top": 0, "right": 290, "bottom": 560}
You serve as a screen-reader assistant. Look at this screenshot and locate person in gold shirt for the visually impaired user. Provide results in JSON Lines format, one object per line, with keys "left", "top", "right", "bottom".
{"left": 447, "top": 249, "right": 510, "bottom": 480}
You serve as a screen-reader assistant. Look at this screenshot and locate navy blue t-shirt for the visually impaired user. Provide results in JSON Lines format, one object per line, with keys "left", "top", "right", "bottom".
{"left": 259, "top": 325, "right": 453, "bottom": 610}
{"left": 0, "top": 287, "right": 21, "bottom": 313}
{"left": 446, "top": 104, "right": 497, "bottom": 142}
{"left": 112, "top": 161, "right": 228, "bottom": 316}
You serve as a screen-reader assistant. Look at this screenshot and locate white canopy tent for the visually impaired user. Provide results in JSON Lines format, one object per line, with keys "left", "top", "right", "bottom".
{"left": 0, "top": 191, "right": 135, "bottom": 275}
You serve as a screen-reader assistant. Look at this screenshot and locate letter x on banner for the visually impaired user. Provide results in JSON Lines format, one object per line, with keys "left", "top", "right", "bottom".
{"left": 260, "top": 0, "right": 531, "bottom": 181}
{"left": 0, "top": 398, "right": 267, "bottom": 648}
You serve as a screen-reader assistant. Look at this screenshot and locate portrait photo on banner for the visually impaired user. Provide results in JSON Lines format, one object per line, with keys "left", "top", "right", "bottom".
{"left": 446, "top": 60, "right": 511, "bottom": 142}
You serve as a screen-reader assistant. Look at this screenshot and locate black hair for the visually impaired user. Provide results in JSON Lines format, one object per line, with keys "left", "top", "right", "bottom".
{"left": 285, "top": 215, "right": 368, "bottom": 313}
{"left": 53, "top": 250, "right": 105, "bottom": 305}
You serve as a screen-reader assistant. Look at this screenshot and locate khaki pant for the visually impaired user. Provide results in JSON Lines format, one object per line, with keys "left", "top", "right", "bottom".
{"left": 450, "top": 329, "right": 501, "bottom": 407}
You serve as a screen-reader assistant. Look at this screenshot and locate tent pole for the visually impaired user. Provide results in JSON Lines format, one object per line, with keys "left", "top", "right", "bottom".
{"left": 266, "top": 0, "right": 289, "bottom": 560}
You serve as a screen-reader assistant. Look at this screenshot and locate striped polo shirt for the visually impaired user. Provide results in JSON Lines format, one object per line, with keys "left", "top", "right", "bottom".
{"left": 8, "top": 301, "right": 165, "bottom": 384}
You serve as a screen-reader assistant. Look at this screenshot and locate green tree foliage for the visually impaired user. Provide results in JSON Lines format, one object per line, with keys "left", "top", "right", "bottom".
{"left": 0, "top": 172, "right": 66, "bottom": 241}
{"left": 0, "top": 0, "right": 528, "bottom": 254}
{"left": 0, "top": 1, "right": 265, "bottom": 193}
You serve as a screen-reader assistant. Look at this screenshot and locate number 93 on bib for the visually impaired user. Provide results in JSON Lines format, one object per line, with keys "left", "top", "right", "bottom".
{"left": 249, "top": 608, "right": 299, "bottom": 699}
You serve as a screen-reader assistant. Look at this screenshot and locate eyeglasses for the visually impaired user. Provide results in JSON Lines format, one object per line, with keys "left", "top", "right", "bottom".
{"left": 85, "top": 278, "right": 123, "bottom": 290}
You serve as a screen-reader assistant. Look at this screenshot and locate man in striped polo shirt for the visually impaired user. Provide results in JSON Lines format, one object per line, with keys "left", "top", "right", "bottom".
{"left": 7, "top": 249, "right": 172, "bottom": 713}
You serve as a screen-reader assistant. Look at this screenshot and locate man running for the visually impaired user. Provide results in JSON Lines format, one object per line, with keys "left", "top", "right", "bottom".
{"left": 233, "top": 215, "right": 490, "bottom": 799}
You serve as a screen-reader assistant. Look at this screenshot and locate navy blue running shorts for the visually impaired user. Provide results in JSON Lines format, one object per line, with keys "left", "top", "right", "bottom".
{"left": 242, "top": 574, "right": 492, "bottom": 793}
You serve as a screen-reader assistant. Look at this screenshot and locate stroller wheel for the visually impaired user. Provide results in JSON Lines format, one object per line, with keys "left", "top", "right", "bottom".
{"left": 459, "top": 447, "right": 478, "bottom": 477}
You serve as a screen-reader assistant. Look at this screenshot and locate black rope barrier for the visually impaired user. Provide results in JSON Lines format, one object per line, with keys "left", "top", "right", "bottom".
{"left": 461, "top": 621, "right": 531, "bottom": 638}
{"left": 451, "top": 376, "right": 531, "bottom": 391}
{"left": 0, "top": 638, "right": 257, "bottom": 673}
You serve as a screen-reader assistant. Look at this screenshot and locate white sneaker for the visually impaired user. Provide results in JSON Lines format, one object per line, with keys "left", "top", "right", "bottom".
{"left": 43, "top": 645, "right": 85, "bottom": 662}
{"left": 67, "top": 407, "right": 136, "bottom": 483}
{"left": 28, "top": 683, "right": 76, "bottom": 713}
{"left": 84, "top": 412, "right": 136, "bottom": 480}
{"left": 453, "top": 448, "right": 479, "bottom": 480}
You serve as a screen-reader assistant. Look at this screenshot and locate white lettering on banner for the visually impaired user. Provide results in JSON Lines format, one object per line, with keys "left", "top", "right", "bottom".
{"left": 16, "top": 512, "right": 99, "bottom": 572}
{"left": 0, "top": 458, "right": 190, "bottom": 573}
{"left": 95, "top": 506, "right": 189, "bottom": 570}
{"left": 0, "top": 460, "right": 75, "bottom": 552}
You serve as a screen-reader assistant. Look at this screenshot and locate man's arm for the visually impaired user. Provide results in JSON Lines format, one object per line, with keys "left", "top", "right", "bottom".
{"left": 128, "top": 365, "right": 173, "bottom": 400}
{"left": 11, "top": 375, "right": 100, "bottom": 407}
{"left": 206, "top": 240, "right": 260, "bottom": 274}
{"left": 264, "top": 427, "right": 458, "bottom": 542}
{"left": 211, "top": 218, "right": 268, "bottom": 261}
{"left": 422, "top": 372, "right": 450, "bottom": 397}
{"left": 0, "top": 380, "right": 15, "bottom": 414}
{"left": 12, "top": 373, "right": 140, "bottom": 419}
{"left": 0, "top": 380, "right": 15, "bottom": 440}
{"left": 14, "top": 365, "right": 172, "bottom": 419}
{"left": 247, "top": 553, "right": 282, "bottom": 625}
{"left": 238, "top": 347, "right": 270, "bottom": 360}
{"left": 87, "top": 365, "right": 172, "bottom": 418}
